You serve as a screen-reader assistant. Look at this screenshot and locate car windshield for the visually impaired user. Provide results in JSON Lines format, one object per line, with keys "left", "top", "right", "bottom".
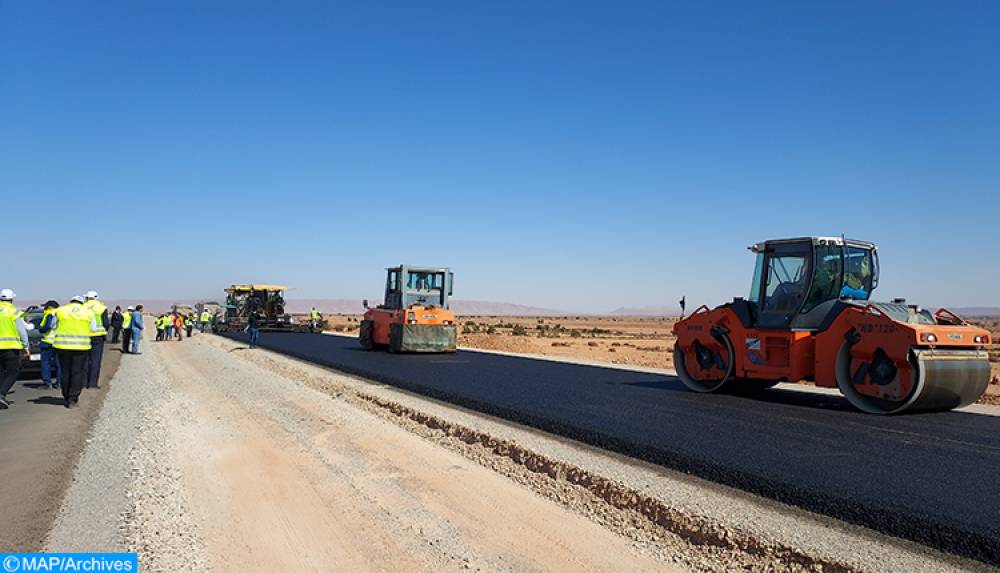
{"left": 804, "top": 245, "right": 843, "bottom": 312}
{"left": 762, "top": 250, "right": 811, "bottom": 314}
{"left": 841, "top": 247, "right": 873, "bottom": 300}
{"left": 406, "top": 272, "right": 443, "bottom": 291}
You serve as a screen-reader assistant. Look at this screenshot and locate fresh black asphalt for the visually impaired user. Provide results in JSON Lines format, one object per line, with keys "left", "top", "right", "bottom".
{"left": 223, "top": 331, "right": 1000, "bottom": 565}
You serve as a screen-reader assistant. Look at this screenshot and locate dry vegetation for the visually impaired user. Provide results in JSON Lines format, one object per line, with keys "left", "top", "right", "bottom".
{"left": 968, "top": 317, "right": 1000, "bottom": 406}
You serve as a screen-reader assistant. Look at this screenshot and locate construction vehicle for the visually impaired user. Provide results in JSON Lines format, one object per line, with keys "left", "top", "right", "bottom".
{"left": 213, "top": 284, "right": 322, "bottom": 333}
{"left": 673, "top": 237, "right": 991, "bottom": 414}
{"left": 359, "top": 266, "right": 457, "bottom": 353}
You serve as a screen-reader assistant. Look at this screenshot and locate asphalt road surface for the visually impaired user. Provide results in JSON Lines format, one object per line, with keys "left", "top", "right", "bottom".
{"left": 0, "top": 348, "right": 121, "bottom": 551}
{"left": 224, "top": 331, "right": 1000, "bottom": 565}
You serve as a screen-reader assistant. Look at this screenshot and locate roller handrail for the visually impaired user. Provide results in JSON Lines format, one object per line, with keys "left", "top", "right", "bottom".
{"left": 933, "top": 308, "right": 967, "bottom": 325}
{"left": 691, "top": 305, "right": 711, "bottom": 316}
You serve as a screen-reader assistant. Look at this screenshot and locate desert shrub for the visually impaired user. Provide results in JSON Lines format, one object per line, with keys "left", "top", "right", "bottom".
{"left": 608, "top": 348, "right": 617, "bottom": 353}
{"left": 512, "top": 325, "right": 527, "bottom": 336}
{"left": 611, "top": 342, "right": 621, "bottom": 347}
{"left": 551, "top": 342, "right": 571, "bottom": 347}
{"left": 587, "top": 341, "right": 599, "bottom": 347}
{"left": 570, "top": 329, "right": 582, "bottom": 338}
{"left": 486, "top": 326, "right": 497, "bottom": 335}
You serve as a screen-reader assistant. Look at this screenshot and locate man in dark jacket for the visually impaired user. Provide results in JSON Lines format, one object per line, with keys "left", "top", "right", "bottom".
{"left": 248, "top": 312, "right": 261, "bottom": 349}
{"left": 109, "top": 306, "right": 124, "bottom": 343}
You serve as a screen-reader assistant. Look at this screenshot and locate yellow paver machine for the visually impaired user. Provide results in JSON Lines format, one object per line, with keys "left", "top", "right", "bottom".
{"left": 212, "top": 284, "right": 325, "bottom": 333}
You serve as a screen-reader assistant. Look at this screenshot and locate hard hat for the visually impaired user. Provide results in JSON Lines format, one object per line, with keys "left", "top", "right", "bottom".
{"left": 127, "top": 306, "right": 134, "bottom": 311}
{"left": 70, "top": 295, "right": 86, "bottom": 304}
{"left": 0, "top": 289, "right": 14, "bottom": 301}
{"left": 85, "top": 290, "right": 99, "bottom": 299}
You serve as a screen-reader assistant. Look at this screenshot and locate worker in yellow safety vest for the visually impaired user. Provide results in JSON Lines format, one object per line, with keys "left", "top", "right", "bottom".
{"left": 38, "top": 300, "right": 62, "bottom": 390}
{"left": 200, "top": 309, "right": 212, "bottom": 332}
{"left": 52, "top": 296, "right": 99, "bottom": 409}
{"left": 83, "top": 291, "right": 109, "bottom": 390}
{"left": 121, "top": 305, "right": 134, "bottom": 354}
{"left": 310, "top": 307, "right": 322, "bottom": 332}
{"left": 0, "top": 289, "right": 30, "bottom": 409}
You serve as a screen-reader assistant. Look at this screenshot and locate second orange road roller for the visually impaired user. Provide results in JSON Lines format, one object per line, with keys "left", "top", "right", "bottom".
{"left": 673, "top": 237, "right": 991, "bottom": 414}
{"left": 359, "top": 265, "right": 458, "bottom": 353}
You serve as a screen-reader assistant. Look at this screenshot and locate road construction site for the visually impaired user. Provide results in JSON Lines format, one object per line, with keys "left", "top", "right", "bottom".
{"left": 7, "top": 327, "right": 991, "bottom": 572}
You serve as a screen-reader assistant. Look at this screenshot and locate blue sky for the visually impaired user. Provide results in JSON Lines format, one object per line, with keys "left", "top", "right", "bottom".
{"left": 2, "top": 1, "right": 998, "bottom": 311}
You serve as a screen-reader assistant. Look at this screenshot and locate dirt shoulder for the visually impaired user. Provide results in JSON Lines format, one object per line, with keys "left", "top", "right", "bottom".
{"left": 0, "top": 346, "right": 122, "bottom": 551}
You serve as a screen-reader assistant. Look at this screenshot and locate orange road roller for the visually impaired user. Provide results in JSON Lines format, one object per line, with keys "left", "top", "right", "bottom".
{"left": 359, "top": 265, "right": 457, "bottom": 353}
{"left": 673, "top": 237, "right": 991, "bottom": 414}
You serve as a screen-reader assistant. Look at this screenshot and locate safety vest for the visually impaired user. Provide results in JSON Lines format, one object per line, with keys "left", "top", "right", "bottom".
{"left": 123, "top": 311, "right": 132, "bottom": 329}
{"left": 184, "top": 316, "right": 193, "bottom": 326}
{"left": 311, "top": 309, "right": 320, "bottom": 320}
{"left": 41, "top": 308, "right": 58, "bottom": 345}
{"left": 84, "top": 299, "right": 108, "bottom": 336}
{"left": 0, "top": 302, "right": 24, "bottom": 350}
{"left": 156, "top": 316, "right": 167, "bottom": 329}
{"left": 201, "top": 311, "right": 211, "bottom": 322}
{"left": 53, "top": 304, "right": 94, "bottom": 351}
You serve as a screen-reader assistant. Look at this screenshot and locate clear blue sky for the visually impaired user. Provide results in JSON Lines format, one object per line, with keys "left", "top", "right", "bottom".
{"left": 2, "top": 1, "right": 998, "bottom": 311}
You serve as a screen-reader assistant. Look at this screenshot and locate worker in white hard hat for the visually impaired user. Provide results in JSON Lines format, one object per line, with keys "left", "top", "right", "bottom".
{"left": 0, "top": 289, "right": 30, "bottom": 409}
{"left": 82, "top": 291, "right": 109, "bottom": 390}
{"left": 121, "top": 306, "right": 134, "bottom": 354}
{"left": 51, "top": 296, "right": 100, "bottom": 408}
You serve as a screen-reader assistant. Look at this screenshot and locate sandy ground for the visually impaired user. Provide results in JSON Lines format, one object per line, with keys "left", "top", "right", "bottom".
{"left": 322, "top": 314, "right": 677, "bottom": 369}
{"left": 0, "top": 346, "right": 120, "bottom": 551}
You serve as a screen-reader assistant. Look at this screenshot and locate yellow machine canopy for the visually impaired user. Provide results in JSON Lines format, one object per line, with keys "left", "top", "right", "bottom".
{"left": 225, "top": 284, "right": 288, "bottom": 293}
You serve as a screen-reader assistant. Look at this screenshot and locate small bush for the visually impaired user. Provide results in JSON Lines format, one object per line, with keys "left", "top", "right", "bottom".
{"left": 587, "top": 341, "right": 599, "bottom": 347}
{"left": 569, "top": 329, "right": 582, "bottom": 338}
{"left": 512, "top": 325, "right": 528, "bottom": 336}
{"left": 486, "top": 326, "right": 497, "bottom": 335}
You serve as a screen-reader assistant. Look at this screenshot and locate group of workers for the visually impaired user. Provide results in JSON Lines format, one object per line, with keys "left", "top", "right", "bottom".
{"left": 154, "top": 310, "right": 213, "bottom": 341}
{"left": 0, "top": 289, "right": 144, "bottom": 410}
{"left": 0, "top": 296, "right": 324, "bottom": 410}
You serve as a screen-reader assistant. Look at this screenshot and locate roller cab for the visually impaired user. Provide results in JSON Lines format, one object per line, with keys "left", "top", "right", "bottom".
{"left": 359, "top": 266, "right": 457, "bottom": 353}
{"left": 673, "top": 237, "right": 991, "bottom": 414}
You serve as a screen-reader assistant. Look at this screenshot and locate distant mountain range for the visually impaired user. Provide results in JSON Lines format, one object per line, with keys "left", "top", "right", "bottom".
{"left": 609, "top": 306, "right": 681, "bottom": 317}
{"left": 286, "top": 299, "right": 571, "bottom": 316}
{"left": 952, "top": 307, "right": 1000, "bottom": 317}
{"left": 18, "top": 298, "right": 999, "bottom": 318}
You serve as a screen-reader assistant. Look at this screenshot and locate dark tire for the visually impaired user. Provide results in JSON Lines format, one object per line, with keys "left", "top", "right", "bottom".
{"left": 835, "top": 340, "right": 919, "bottom": 415}
{"left": 674, "top": 332, "right": 735, "bottom": 393}
{"left": 388, "top": 323, "right": 404, "bottom": 353}
{"left": 359, "top": 320, "right": 374, "bottom": 350}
